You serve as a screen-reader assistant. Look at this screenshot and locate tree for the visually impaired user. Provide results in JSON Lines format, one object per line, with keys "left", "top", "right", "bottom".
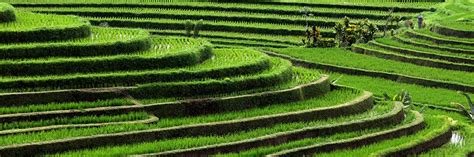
{"left": 185, "top": 20, "right": 193, "bottom": 37}
{"left": 193, "top": 19, "right": 203, "bottom": 38}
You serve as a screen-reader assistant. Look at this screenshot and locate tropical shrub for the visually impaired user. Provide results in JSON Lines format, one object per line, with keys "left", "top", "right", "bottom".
{"left": 185, "top": 19, "right": 193, "bottom": 37}
{"left": 334, "top": 17, "right": 378, "bottom": 47}
{"left": 193, "top": 19, "right": 204, "bottom": 38}
{"left": 452, "top": 91, "right": 474, "bottom": 122}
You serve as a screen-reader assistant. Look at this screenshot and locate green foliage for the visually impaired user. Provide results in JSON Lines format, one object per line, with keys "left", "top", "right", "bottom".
{"left": 193, "top": 19, "right": 204, "bottom": 38}
{"left": 0, "top": 12, "right": 91, "bottom": 43}
{"left": 184, "top": 19, "right": 193, "bottom": 37}
{"left": 132, "top": 57, "right": 293, "bottom": 98}
{"left": 0, "top": 3, "right": 16, "bottom": 23}
{"left": 452, "top": 91, "right": 474, "bottom": 122}
{"left": 383, "top": 90, "right": 412, "bottom": 107}
{"left": 0, "top": 112, "right": 149, "bottom": 131}
{"left": 303, "top": 25, "right": 333, "bottom": 48}
{"left": 0, "top": 99, "right": 131, "bottom": 114}
{"left": 271, "top": 48, "right": 474, "bottom": 86}
{"left": 317, "top": 115, "right": 451, "bottom": 157}
{"left": 49, "top": 89, "right": 365, "bottom": 156}
{"left": 334, "top": 17, "right": 378, "bottom": 47}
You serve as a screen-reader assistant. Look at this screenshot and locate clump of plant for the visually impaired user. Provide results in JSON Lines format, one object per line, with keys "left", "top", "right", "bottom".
{"left": 404, "top": 19, "right": 414, "bottom": 29}
{"left": 183, "top": 19, "right": 204, "bottom": 38}
{"left": 193, "top": 19, "right": 203, "bottom": 38}
{"left": 334, "top": 17, "right": 378, "bottom": 47}
{"left": 0, "top": 3, "right": 16, "bottom": 23}
{"left": 302, "top": 25, "right": 335, "bottom": 48}
{"left": 451, "top": 91, "right": 474, "bottom": 122}
{"left": 184, "top": 20, "right": 193, "bottom": 37}
{"left": 383, "top": 90, "right": 412, "bottom": 108}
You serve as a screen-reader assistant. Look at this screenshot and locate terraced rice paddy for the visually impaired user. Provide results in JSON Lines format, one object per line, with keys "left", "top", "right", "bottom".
{"left": 0, "top": 0, "right": 472, "bottom": 156}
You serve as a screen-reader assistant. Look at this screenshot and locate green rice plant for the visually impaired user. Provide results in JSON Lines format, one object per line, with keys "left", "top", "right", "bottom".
{"left": 85, "top": 16, "right": 335, "bottom": 37}
{"left": 270, "top": 47, "right": 474, "bottom": 86}
{"left": 0, "top": 36, "right": 210, "bottom": 76}
{"left": 0, "top": 11, "right": 91, "bottom": 43}
{"left": 12, "top": 2, "right": 422, "bottom": 18}
{"left": 397, "top": 32, "right": 474, "bottom": 51}
{"left": 218, "top": 109, "right": 416, "bottom": 156}
{"left": 0, "top": 49, "right": 273, "bottom": 93}
{"left": 316, "top": 114, "right": 452, "bottom": 157}
{"left": 148, "top": 29, "right": 302, "bottom": 45}
{"left": 0, "top": 99, "right": 132, "bottom": 114}
{"left": 0, "top": 112, "right": 150, "bottom": 131}
{"left": 3, "top": 0, "right": 439, "bottom": 9}
{"left": 19, "top": 6, "right": 396, "bottom": 28}
{"left": 0, "top": 87, "right": 360, "bottom": 146}
{"left": 139, "top": 66, "right": 321, "bottom": 104}
{"left": 435, "top": 11, "right": 474, "bottom": 31}
{"left": 0, "top": 3, "right": 16, "bottom": 22}
{"left": 54, "top": 94, "right": 386, "bottom": 156}
{"left": 207, "top": 38, "right": 293, "bottom": 48}
{"left": 131, "top": 57, "right": 293, "bottom": 98}
{"left": 373, "top": 37, "right": 474, "bottom": 61}
{"left": 0, "top": 27, "right": 150, "bottom": 59}
{"left": 313, "top": 69, "right": 474, "bottom": 109}
{"left": 418, "top": 108, "right": 474, "bottom": 156}
{"left": 406, "top": 29, "right": 474, "bottom": 45}
{"left": 352, "top": 43, "right": 474, "bottom": 72}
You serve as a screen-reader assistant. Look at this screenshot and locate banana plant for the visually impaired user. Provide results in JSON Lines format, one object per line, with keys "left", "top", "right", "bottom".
{"left": 452, "top": 91, "right": 474, "bottom": 122}
{"left": 383, "top": 90, "right": 412, "bottom": 108}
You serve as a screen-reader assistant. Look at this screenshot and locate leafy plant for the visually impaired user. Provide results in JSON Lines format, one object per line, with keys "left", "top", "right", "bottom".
{"left": 451, "top": 91, "right": 474, "bottom": 122}
{"left": 303, "top": 25, "right": 324, "bottom": 47}
{"left": 334, "top": 17, "right": 378, "bottom": 47}
{"left": 404, "top": 19, "right": 414, "bottom": 29}
{"left": 193, "top": 19, "right": 204, "bottom": 38}
{"left": 383, "top": 90, "right": 412, "bottom": 108}
{"left": 184, "top": 19, "right": 193, "bottom": 37}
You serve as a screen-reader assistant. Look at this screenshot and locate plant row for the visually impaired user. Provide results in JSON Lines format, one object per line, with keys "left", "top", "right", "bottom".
{"left": 395, "top": 33, "right": 474, "bottom": 54}
{"left": 0, "top": 49, "right": 278, "bottom": 92}
{"left": 316, "top": 115, "right": 452, "bottom": 156}
{"left": 86, "top": 16, "right": 335, "bottom": 37}
{"left": 269, "top": 48, "right": 474, "bottom": 87}
{"left": 60, "top": 100, "right": 399, "bottom": 156}
{"left": 22, "top": 6, "right": 401, "bottom": 29}
{"left": 352, "top": 44, "right": 474, "bottom": 72}
{"left": 9, "top": 1, "right": 419, "bottom": 19}
{"left": 370, "top": 38, "right": 474, "bottom": 65}
{"left": 263, "top": 49, "right": 474, "bottom": 93}
{"left": 0, "top": 27, "right": 150, "bottom": 59}
{"left": 0, "top": 88, "right": 368, "bottom": 155}
{"left": 0, "top": 37, "right": 211, "bottom": 76}
{"left": 0, "top": 67, "right": 327, "bottom": 124}
{"left": 0, "top": 11, "right": 91, "bottom": 43}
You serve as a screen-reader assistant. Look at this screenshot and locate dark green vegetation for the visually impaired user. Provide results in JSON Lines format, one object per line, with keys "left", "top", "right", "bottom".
{"left": 0, "top": 0, "right": 472, "bottom": 156}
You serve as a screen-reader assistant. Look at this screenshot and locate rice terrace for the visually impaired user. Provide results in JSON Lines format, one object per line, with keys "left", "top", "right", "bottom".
{"left": 0, "top": 0, "right": 472, "bottom": 156}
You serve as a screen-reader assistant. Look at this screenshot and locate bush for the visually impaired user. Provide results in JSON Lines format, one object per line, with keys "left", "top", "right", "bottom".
{"left": 0, "top": 3, "right": 15, "bottom": 23}
{"left": 193, "top": 19, "right": 204, "bottom": 38}
{"left": 334, "top": 17, "right": 378, "bottom": 47}
{"left": 316, "top": 38, "right": 336, "bottom": 48}
{"left": 184, "top": 20, "right": 193, "bottom": 37}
